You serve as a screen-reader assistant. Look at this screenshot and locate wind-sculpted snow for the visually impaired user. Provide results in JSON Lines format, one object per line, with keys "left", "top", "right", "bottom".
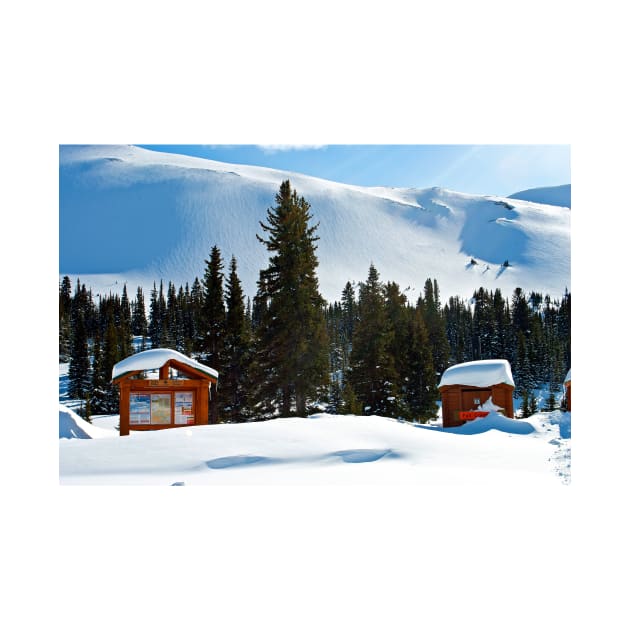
{"left": 59, "top": 405, "right": 114, "bottom": 439}
{"left": 59, "top": 145, "right": 570, "bottom": 302}
{"left": 435, "top": 412, "right": 536, "bottom": 435}
{"left": 509, "top": 184, "right": 571, "bottom": 208}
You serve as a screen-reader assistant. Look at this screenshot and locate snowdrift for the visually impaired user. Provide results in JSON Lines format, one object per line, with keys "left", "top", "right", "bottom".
{"left": 58, "top": 412, "right": 567, "bottom": 485}
{"left": 59, "top": 404, "right": 114, "bottom": 439}
{"left": 435, "top": 411, "right": 535, "bottom": 435}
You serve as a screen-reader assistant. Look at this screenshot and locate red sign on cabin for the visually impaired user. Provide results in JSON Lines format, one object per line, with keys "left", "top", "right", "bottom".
{"left": 459, "top": 411, "right": 490, "bottom": 421}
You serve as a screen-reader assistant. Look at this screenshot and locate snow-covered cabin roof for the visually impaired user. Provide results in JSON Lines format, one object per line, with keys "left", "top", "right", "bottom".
{"left": 438, "top": 359, "right": 515, "bottom": 389}
{"left": 112, "top": 348, "right": 218, "bottom": 381}
{"left": 564, "top": 369, "right": 571, "bottom": 384}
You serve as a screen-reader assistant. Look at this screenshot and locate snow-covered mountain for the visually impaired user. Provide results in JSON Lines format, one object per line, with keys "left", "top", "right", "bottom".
{"left": 60, "top": 145, "right": 571, "bottom": 302}
{"left": 508, "top": 184, "right": 571, "bottom": 208}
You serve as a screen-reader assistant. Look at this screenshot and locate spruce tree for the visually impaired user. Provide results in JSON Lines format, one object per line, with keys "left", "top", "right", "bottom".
{"left": 68, "top": 308, "right": 91, "bottom": 401}
{"left": 348, "top": 264, "right": 398, "bottom": 416}
{"left": 90, "top": 327, "right": 109, "bottom": 414}
{"left": 222, "top": 256, "right": 253, "bottom": 422}
{"left": 419, "top": 278, "right": 450, "bottom": 375}
{"left": 198, "top": 246, "right": 226, "bottom": 365}
{"left": 148, "top": 281, "right": 167, "bottom": 348}
{"left": 102, "top": 314, "right": 121, "bottom": 412}
{"left": 198, "top": 246, "right": 226, "bottom": 423}
{"left": 254, "top": 180, "right": 329, "bottom": 417}
{"left": 119, "top": 284, "right": 134, "bottom": 357}
{"left": 131, "top": 286, "right": 148, "bottom": 342}
{"left": 59, "top": 276, "right": 73, "bottom": 361}
{"left": 404, "top": 307, "right": 438, "bottom": 421}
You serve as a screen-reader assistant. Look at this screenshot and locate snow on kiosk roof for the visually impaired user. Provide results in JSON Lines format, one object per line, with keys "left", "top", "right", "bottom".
{"left": 112, "top": 348, "right": 218, "bottom": 382}
{"left": 438, "top": 359, "right": 515, "bottom": 389}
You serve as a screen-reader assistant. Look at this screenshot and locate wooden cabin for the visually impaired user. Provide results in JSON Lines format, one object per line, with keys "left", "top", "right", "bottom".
{"left": 112, "top": 348, "right": 218, "bottom": 437}
{"left": 563, "top": 369, "right": 571, "bottom": 411}
{"left": 438, "top": 359, "right": 515, "bottom": 428}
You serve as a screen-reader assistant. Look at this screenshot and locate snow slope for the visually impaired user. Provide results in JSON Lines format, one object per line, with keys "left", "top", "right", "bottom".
{"left": 59, "top": 406, "right": 571, "bottom": 486}
{"left": 60, "top": 145, "right": 571, "bottom": 302}
{"left": 59, "top": 405, "right": 114, "bottom": 439}
{"left": 508, "top": 184, "right": 571, "bottom": 208}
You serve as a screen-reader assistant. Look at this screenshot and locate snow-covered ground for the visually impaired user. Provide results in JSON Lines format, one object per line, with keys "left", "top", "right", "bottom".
{"left": 59, "top": 363, "right": 571, "bottom": 486}
{"left": 59, "top": 406, "right": 571, "bottom": 486}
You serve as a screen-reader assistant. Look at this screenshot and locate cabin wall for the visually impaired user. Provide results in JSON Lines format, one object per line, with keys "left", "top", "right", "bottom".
{"left": 439, "top": 383, "right": 514, "bottom": 427}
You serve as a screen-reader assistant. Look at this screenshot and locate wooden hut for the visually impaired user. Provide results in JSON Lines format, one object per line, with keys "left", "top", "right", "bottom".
{"left": 438, "top": 359, "right": 515, "bottom": 428}
{"left": 112, "top": 348, "right": 218, "bottom": 437}
{"left": 563, "top": 369, "right": 571, "bottom": 411}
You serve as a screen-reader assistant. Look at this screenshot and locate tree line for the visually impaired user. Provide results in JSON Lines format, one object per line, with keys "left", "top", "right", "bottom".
{"left": 60, "top": 179, "right": 571, "bottom": 422}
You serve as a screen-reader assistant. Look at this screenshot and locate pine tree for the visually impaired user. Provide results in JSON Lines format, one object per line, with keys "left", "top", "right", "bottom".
{"left": 131, "top": 286, "right": 148, "bottom": 342}
{"left": 221, "top": 256, "right": 253, "bottom": 422}
{"left": 253, "top": 180, "right": 329, "bottom": 417}
{"left": 348, "top": 264, "right": 398, "bottom": 416}
{"left": 198, "top": 246, "right": 226, "bottom": 423}
{"left": 419, "top": 278, "right": 450, "bottom": 375}
{"left": 59, "top": 276, "right": 73, "bottom": 361}
{"left": 148, "top": 281, "right": 167, "bottom": 348}
{"left": 519, "top": 390, "right": 531, "bottom": 418}
{"left": 102, "top": 314, "right": 121, "bottom": 412}
{"left": 198, "top": 246, "right": 226, "bottom": 365}
{"left": 119, "top": 284, "right": 134, "bottom": 357}
{"left": 340, "top": 380, "right": 362, "bottom": 415}
{"left": 90, "top": 327, "right": 109, "bottom": 414}
{"left": 68, "top": 308, "right": 91, "bottom": 401}
{"left": 404, "top": 307, "right": 438, "bottom": 421}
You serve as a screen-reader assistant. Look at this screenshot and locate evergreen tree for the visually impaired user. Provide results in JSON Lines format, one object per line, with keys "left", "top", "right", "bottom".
{"left": 68, "top": 308, "right": 91, "bottom": 401}
{"left": 511, "top": 287, "right": 529, "bottom": 335}
{"left": 90, "top": 327, "right": 109, "bottom": 414}
{"left": 198, "top": 246, "right": 226, "bottom": 423}
{"left": 148, "top": 281, "right": 167, "bottom": 348}
{"left": 253, "top": 180, "right": 329, "bottom": 417}
{"left": 198, "top": 246, "right": 226, "bottom": 364}
{"left": 403, "top": 307, "right": 438, "bottom": 421}
{"left": 221, "top": 256, "right": 253, "bottom": 422}
{"left": 348, "top": 264, "right": 398, "bottom": 416}
{"left": 444, "top": 296, "right": 474, "bottom": 364}
{"left": 59, "top": 276, "right": 73, "bottom": 361}
{"left": 340, "top": 380, "right": 362, "bottom": 415}
{"left": 519, "top": 390, "right": 531, "bottom": 418}
{"left": 131, "top": 286, "right": 148, "bottom": 341}
{"left": 189, "top": 277, "right": 204, "bottom": 347}
{"left": 101, "top": 314, "right": 121, "bottom": 412}
{"left": 419, "top": 278, "right": 450, "bottom": 375}
{"left": 119, "top": 284, "right": 134, "bottom": 357}
{"left": 544, "top": 389, "right": 558, "bottom": 412}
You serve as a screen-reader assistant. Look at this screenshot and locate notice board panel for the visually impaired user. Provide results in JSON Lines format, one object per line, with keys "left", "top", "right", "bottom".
{"left": 129, "top": 393, "right": 151, "bottom": 425}
{"left": 150, "top": 393, "right": 171, "bottom": 425}
{"left": 174, "top": 392, "right": 194, "bottom": 425}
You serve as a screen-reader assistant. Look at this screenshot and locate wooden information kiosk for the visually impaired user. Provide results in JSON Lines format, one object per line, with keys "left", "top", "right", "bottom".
{"left": 438, "top": 359, "right": 515, "bottom": 428}
{"left": 112, "top": 349, "right": 218, "bottom": 437}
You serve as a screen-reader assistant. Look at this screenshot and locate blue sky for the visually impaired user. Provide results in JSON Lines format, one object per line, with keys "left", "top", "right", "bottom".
{"left": 137, "top": 144, "right": 570, "bottom": 198}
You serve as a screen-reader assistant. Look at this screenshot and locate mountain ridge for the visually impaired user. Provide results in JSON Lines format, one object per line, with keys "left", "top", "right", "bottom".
{"left": 508, "top": 184, "right": 571, "bottom": 208}
{"left": 59, "top": 145, "right": 571, "bottom": 303}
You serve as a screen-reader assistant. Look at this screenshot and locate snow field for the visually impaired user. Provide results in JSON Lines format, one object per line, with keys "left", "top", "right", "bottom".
{"left": 60, "top": 145, "right": 570, "bottom": 303}
{"left": 59, "top": 408, "right": 568, "bottom": 486}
